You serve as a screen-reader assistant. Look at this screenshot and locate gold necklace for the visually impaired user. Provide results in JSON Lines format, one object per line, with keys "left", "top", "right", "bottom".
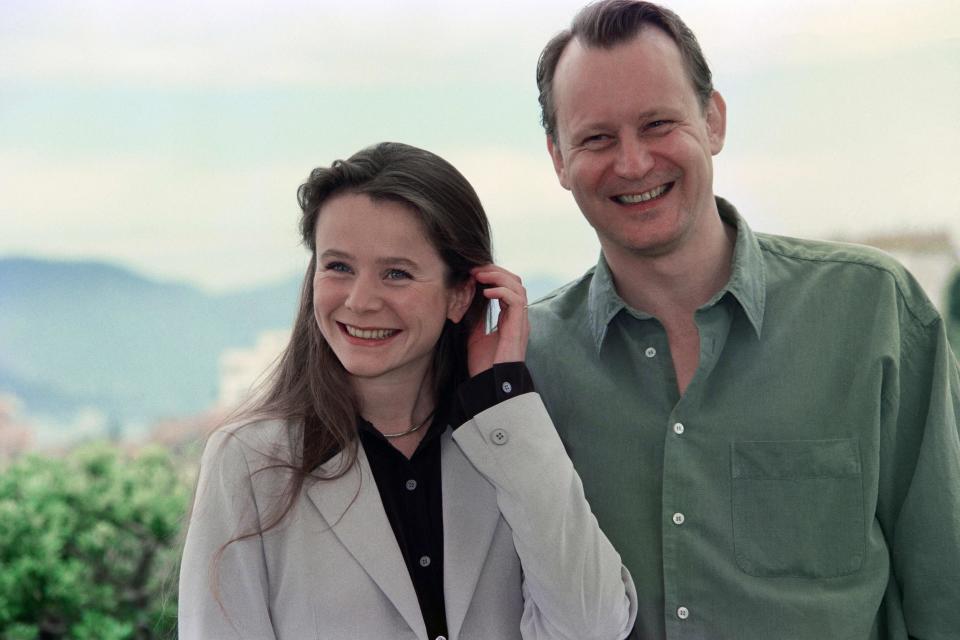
{"left": 380, "top": 410, "right": 435, "bottom": 439}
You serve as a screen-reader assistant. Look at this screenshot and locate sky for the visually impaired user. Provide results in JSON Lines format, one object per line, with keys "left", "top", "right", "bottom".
{"left": 2, "top": 0, "right": 959, "bottom": 292}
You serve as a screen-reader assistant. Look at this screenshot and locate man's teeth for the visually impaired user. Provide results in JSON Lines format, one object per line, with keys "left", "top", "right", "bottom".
{"left": 345, "top": 325, "right": 397, "bottom": 340}
{"left": 616, "top": 184, "right": 669, "bottom": 204}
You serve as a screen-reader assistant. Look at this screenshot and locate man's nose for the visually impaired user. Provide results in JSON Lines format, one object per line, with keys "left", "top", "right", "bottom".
{"left": 344, "top": 277, "right": 383, "bottom": 313}
{"left": 613, "top": 135, "right": 654, "bottom": 180}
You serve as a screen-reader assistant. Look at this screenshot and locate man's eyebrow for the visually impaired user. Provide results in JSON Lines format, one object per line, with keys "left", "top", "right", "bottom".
{"left": 572, "top": 109, "right": 671, "bottom": 133}
{"left": 636, "top": 109, "right": 667, "bottom": 121}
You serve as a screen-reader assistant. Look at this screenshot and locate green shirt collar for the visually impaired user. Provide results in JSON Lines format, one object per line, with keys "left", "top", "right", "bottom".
{"left": 586, "top": 196, "right": 766, "bottom": 352}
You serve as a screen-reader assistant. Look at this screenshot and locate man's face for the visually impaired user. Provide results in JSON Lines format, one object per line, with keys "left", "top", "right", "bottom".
{"left": 547, "top": 28, "right": 726, "bottom": 260}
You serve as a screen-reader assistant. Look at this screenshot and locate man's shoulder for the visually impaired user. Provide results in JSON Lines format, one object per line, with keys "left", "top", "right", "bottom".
{"left": 756, "top": 231, "right": 939, "bottom": 325}
{"left": 527, "top": 266, "right": 600, "bottom": 358}
{"left": 528, "top": 266, "right": 597, "bottom": 323}
{"left": 758, "top": 231, "right": 902, "bottom": 271}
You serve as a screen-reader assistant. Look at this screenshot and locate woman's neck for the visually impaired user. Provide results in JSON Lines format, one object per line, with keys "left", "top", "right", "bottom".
{"left": 354, "top": 370, "right": 437, "bottom": 458}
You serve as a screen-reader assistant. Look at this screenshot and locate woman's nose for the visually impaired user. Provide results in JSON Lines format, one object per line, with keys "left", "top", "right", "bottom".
{"left": 344, "top": 278, "right": 383, "bottom": 313}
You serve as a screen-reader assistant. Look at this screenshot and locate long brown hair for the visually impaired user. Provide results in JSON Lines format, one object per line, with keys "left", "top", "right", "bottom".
{"left": 211, "top": 142, "right": 492, "bottom": 580}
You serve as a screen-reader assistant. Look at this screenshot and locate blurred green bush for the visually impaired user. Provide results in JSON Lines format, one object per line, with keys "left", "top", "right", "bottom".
{"left": 0, "top": 443, "right": 192, "bottom": 639}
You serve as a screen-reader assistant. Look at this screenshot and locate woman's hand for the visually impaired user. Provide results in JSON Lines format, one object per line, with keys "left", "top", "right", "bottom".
{"left": 466, "top": 265, "right": 529, "bottom": 377}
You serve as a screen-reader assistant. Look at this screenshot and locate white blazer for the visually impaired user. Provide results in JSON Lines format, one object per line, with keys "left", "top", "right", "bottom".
{"left": 179, "top": 393, "right": 637, "bottom": 639}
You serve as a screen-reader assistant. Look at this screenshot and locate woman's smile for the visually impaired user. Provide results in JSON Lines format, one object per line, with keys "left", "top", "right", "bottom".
{"left": 339, "top": 322, "right": 401, "bottom": 342}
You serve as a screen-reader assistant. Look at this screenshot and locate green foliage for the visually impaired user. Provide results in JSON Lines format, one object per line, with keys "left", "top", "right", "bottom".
{"left": 0, "top": 443, "right": 191, "bottom": 639}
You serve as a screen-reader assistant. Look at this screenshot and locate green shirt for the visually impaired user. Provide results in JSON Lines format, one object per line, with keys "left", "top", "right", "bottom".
{"left": 527, "top": 198, "right": 960, "bottom": 640}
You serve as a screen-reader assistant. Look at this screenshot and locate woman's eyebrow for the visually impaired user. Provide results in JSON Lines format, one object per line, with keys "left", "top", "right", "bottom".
{"left": 318, "top": 250, "right": 419, "bottom": 269}
{"left": 318, "top": 249, "right": 353, "bottom": 261}
{"left": 376, "top": 257, "right": 419, "bottom": 268}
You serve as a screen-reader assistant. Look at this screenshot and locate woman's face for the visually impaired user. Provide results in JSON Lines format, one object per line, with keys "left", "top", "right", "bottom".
{"left": 312, "top": 192, "right": 472, "bottom": 387}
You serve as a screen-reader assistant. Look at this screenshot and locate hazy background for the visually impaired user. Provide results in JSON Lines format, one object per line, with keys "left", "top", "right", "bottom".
{"left": 2, "top": 0, "right": 959, "bottom": 444}
{"left": 4, "top": 0, "right": 959, "bottom": 290}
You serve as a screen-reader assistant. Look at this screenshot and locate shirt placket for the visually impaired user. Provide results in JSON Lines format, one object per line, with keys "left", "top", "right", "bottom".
{"left": 661, "top": 303, "right": 731, "bottom": 639}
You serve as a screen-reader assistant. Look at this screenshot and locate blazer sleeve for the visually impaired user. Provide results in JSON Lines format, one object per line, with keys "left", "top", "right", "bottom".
{"left": 178, "top": 429, "right": 278, "bottom": 640}
{"left": 452, "top": 392, "right": 639, "bottom": 640}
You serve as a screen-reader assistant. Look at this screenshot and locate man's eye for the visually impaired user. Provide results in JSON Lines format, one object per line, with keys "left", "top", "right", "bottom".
{"left": 582, "top": 134, "right": 610, "bottom": 148}
{"left": 325, "top": 262, "right": 351, "bottom": 273}
{"left": 645, "top": 120, "right": 674, "bottom": 133}
{"left": 385, "top": 269, "right": 412, "bottom": 280}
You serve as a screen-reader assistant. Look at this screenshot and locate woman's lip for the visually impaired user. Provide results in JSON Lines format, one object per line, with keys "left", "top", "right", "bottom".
{"left": 337, "top": 322, "right": 400, "bottom": 344}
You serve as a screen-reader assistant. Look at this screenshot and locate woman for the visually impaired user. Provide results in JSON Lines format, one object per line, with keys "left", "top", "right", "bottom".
{"left": 178, "top": 142, "right": 637, "bottom": 640}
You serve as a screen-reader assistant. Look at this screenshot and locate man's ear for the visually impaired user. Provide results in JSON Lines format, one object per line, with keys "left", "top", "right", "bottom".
{"left": 547, "top": 135, "right": 571, "bottom": 190}
{"left": 446, "top": 277, "right": 475, "bottom": 324}
{"left": 706, "top": 90, "right": 727, "bottom": 155}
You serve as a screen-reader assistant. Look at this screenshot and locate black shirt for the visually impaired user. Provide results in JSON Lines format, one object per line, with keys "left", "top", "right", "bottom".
{"left": 357, "top": 363, "right": 534, "bottom": 640}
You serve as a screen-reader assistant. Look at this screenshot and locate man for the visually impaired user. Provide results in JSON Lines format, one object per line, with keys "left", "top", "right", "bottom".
{"left": 526, "top": 1, "right": 960, "bottom": 638}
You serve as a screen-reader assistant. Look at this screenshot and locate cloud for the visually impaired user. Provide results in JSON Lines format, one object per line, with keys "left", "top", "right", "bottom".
{"left": 0, "top": 142, "right": 600, "bottom": 289}
{"left": 2, "top": 0, "right": 957, "bottom": 291}
{"left": 0, "top": 0, "right": 585, "bottom": 89}
{"left": 448, "top": 146, "right": 601, "bottom": 279}
{"left": 0, "top": 149, "right": 310, "bottom": 289}
{"left": 5, "top": 0, "right": 957, "bottom": 90}
{"left": 694, "top": 0, "right": 960, "bottom": 74}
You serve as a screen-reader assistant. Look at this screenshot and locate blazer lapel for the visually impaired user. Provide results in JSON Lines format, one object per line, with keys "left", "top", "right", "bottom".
{"left": 441, "top": 429, "right": 501, "bottom": 639}
{"left": 306, "top": 446, "right": 426, "bottom": 639}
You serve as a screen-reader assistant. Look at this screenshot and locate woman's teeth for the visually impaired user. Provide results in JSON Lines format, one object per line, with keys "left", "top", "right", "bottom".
{"left": 344, "top": 325, "right": 398, "bottom": 340}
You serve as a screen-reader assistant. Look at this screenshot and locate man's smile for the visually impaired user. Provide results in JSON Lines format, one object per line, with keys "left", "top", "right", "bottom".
{"left": 613, "top": 182, "right": 673, "bottom": 205}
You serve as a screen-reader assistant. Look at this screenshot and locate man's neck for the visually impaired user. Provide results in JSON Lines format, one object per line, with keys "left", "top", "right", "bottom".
{"left": 603, "top": 209, "right": 736, "bottom": 322}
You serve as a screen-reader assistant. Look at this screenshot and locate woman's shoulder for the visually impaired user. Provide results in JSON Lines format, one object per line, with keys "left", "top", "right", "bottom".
{"left": 202, "top": 418, "right": 300, "bottom": 469}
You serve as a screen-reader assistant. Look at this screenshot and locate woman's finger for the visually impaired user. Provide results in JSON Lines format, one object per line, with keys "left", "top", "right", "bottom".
{"left": 475, "top": 271, "right": 525, "bottom": 298}
{"left": 472, "top": 264, "right": 522, "bottom": 285}
{"left": 483, "top": 285, "right": 526, "bottom": 308}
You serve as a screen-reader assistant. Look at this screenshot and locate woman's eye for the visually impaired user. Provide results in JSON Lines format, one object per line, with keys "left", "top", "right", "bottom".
{"left": 385, "top": 269, "right": 412, "bottom": 280}
{"left": 325, "top": 262, "right": 351, "bottom": 273}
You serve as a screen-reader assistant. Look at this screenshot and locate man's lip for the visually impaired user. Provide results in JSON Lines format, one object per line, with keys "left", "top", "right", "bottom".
{"left": 610, "top": 181, "right": 674, "bottom": 204}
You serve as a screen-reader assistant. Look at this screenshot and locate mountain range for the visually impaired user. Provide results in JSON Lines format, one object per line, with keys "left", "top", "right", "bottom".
{"left": 0, "top": 257, "right": 563, "bottom": 435}
{"left": 0, "top": 257, "right": 303, "bottom": 428}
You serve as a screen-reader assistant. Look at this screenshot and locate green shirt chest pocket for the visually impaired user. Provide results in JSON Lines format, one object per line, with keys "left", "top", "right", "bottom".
{"left": 731, "top": 438, "right": 865, "bottom": 578}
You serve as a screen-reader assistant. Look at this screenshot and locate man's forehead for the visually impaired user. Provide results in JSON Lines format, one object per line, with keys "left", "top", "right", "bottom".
{"left": 555, "top": 30, "right": 685, "bottom": 95}
{"left": 556, "top": 26, "right": 682, "bottom": 80}
{"left": 551, "top": 28, "right": 699, "bottom": 130}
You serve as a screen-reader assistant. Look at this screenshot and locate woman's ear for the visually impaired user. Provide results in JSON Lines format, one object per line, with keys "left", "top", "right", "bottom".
{"left": 446, "top": 277, "right": 476, "bottom": 324}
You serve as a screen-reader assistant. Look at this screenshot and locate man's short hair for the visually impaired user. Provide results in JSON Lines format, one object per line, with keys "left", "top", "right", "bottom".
{"left": 537, "top": 0, "right": 714, "bottom": 142}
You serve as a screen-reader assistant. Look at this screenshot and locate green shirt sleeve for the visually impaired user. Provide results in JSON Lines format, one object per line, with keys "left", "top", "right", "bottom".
{"left": 881, "top": 311, "right": 960, "bottom": 639}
